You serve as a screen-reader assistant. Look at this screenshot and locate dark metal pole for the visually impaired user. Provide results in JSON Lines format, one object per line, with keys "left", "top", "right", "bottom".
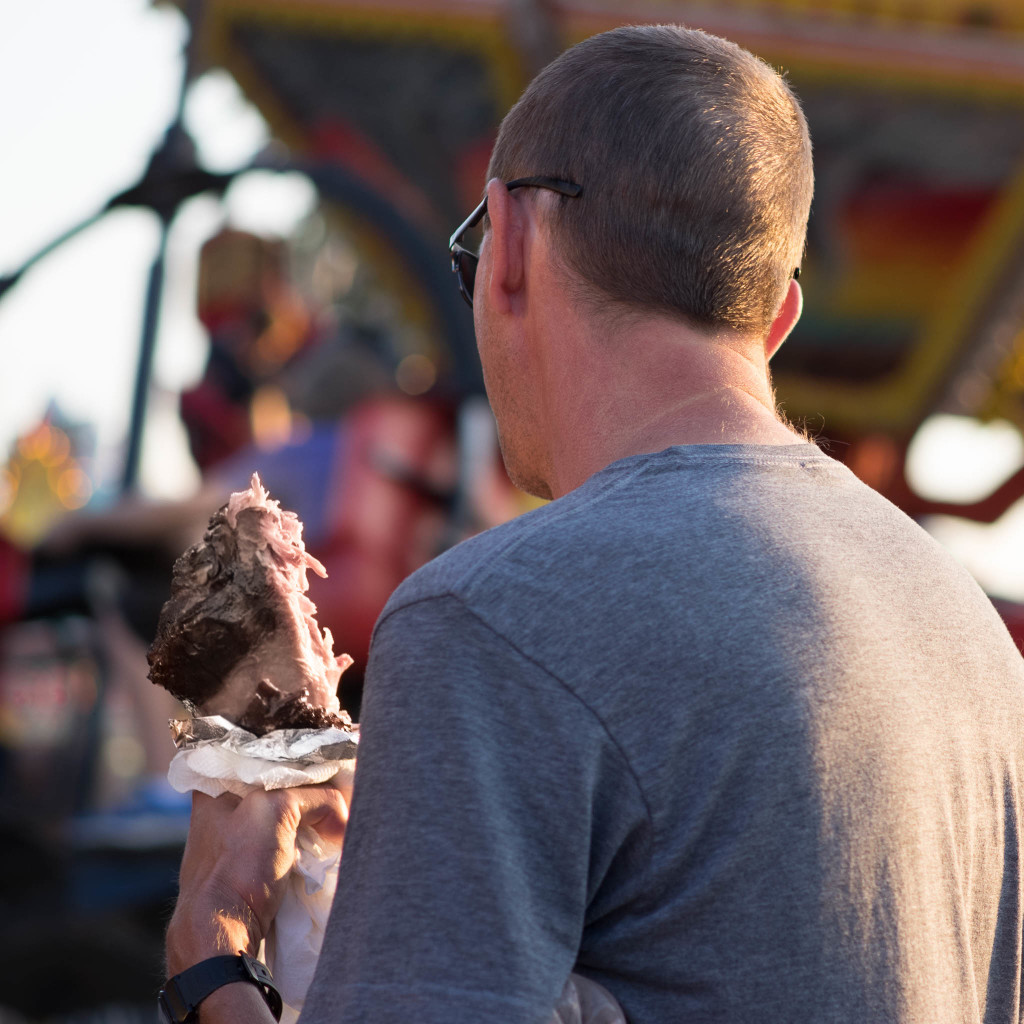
{"left": 118, "top": 0, "right": 205, "bottom": 493}
{"left": 119, "top": 222, "right": 170, "bottom": 493}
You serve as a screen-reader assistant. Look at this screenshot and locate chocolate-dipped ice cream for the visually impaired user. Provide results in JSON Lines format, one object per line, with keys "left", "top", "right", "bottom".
{"left": 148, "top": 473, "right": 353, "bottom": 735}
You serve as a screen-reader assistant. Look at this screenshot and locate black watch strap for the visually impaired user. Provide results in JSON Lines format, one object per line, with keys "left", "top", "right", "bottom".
{"left": 158, "top": 952, "right": 283, "bottom": 1022}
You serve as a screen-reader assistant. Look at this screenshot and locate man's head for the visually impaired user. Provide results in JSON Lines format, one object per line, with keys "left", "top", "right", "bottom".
{"left": 486, "top": 24, "right": 813, "bottom": 337}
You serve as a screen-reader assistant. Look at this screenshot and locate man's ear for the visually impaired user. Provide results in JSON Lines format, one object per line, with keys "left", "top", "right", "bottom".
{"left": 481, "top": 178, "right": 526, "bottom": 316}
{"left": 764, "top": 277, "right": 803, "bottom": 361}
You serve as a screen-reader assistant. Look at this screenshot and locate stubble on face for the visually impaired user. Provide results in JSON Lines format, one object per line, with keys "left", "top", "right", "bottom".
{"left": 495, "top": 419, "right": 553, "bottom": 500}
{"left": 474, "top": 297, "right": 553, "bottom": 501}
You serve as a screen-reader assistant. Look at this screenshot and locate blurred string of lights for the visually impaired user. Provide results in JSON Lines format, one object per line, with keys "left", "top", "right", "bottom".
{"left": 0, "top": 418, "right": 94, "bottom": 546}
{"left": 984, "top": 326, "right": 1024, "bottom": 423}
{"left": 0, "top": 612, "right": 148, "bottom": 816}
{"left": 0, "top": 620, "right": 98, "bottom": 752}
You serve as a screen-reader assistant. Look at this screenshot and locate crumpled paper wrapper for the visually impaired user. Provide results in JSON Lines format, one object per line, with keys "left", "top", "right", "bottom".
{"left": 168, "top": 715, "right": 358, "bottom": 1024}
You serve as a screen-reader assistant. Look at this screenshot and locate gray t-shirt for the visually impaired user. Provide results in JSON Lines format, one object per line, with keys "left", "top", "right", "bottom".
{"left": 302, "top": 443, "right": 1024, "bottom": 1024}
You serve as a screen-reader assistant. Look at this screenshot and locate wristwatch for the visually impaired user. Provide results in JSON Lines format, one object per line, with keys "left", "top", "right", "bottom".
{"left": 158, "top": 952, "right": 283, "bottom": 1022}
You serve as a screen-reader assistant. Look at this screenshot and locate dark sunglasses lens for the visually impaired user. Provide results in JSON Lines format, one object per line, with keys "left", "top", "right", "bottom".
{"left": 454, "top": 251, "right": 478, "bottom": 308}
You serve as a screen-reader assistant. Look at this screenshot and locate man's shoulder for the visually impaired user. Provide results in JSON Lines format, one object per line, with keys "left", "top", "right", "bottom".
{"left": 377, "top": 442, "right": 828, "bottom": 624}
{"left": 380, "top": 499, "right": 564, "bottom": 619}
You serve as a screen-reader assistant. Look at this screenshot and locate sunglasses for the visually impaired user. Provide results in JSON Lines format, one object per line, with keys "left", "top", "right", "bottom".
{"left": 449, "top": 177, "right": 800, "bottom": 308}
{"left": 449, "top": 176, "right": 584, "bottom": 308}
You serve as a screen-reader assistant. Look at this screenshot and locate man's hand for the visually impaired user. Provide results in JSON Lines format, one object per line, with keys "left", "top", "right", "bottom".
{"left": 165, "top": 784, "right": 349, "bottom": 977}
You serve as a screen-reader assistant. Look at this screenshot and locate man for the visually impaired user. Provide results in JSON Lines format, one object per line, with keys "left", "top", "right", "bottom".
{"left": 165, "top": 24, "right": 1024, "bottom": 1023}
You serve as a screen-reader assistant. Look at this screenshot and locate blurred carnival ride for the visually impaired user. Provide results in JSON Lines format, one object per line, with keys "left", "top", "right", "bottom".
{"left": 178, "top": 0, "right": 1024, "bottom": 510}
{"left": 2, "top": 0, "right": 1024, "bottom": 1017}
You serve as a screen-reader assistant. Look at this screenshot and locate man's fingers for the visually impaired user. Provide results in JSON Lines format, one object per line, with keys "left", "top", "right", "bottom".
{"left": 191, "top": 789, "right": 241, "bottom": 821}
{"left": 179, "top": 786, "right": 347, "bottom": 892}
{"left": 172, "top": 783, "right": 350, "bottom": 962}
{"left": 169, "top": 781, "right": 349, "bottom": 979}
{"left": 287, "top": 784, "right": 350, "bottom": 845}
{"left": 188, "top": 784, "right": 347, "bottom": 841}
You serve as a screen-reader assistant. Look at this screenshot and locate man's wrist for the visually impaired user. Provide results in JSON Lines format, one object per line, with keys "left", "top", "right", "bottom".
{"left": 197, "top": 978, "right": 279, "bottom": 1023}
{"left": 158, "top": 953, "right": 282, "bottom": 1024}
{"left": 165, "top": 905, "right": 256, "bottom": 978}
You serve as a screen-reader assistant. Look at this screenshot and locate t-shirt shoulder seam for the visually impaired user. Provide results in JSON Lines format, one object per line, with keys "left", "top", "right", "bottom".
{"left": 456, "top": 458, "right": 652, "bottom": 592}
{"left": 450, "top": 447, "right": 834, "bottom": 589}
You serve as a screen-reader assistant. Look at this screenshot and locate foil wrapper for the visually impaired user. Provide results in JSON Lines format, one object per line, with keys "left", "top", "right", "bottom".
{"left": 167, "top": 715, "right": 357, "bottom": 797}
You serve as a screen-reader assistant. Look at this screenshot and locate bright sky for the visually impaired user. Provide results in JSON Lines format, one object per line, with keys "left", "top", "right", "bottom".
{"left": 0, "top": 0, "right": 316, "bottom": 501}
{"left": 2, "top": 0, "right": 1024, "bottom": 598}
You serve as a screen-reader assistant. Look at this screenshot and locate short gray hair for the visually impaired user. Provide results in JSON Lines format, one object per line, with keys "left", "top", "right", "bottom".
{"left": 488, "top": 24, "right": 814, "bottom": 335}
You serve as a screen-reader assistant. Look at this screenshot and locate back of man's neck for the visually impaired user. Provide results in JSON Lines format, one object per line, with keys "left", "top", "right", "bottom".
{"left": 542, "top": 324, "right": 804, "bottom": 498}
{"left": 548, "top": 390, "right": 804, "bottom": 498}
